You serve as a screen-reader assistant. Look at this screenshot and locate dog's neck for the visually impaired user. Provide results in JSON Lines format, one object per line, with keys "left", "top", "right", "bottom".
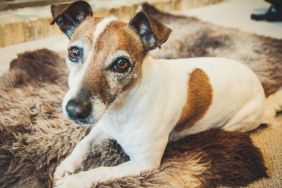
{"left": 99, "top": 53, "right": 172, "bottom": 146}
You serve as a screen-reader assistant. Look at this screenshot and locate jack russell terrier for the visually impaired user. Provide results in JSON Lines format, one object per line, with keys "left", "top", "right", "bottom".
{"left": 51, "top": 1, "right": 265, "bottom": 187}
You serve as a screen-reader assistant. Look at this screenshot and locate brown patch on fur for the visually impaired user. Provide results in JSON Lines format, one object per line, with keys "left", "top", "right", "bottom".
{"left": 175, "top": 68, "right": 212, "bottom": 131}
{"left": 142, "top": 3, "right": 282, "bottom": 97}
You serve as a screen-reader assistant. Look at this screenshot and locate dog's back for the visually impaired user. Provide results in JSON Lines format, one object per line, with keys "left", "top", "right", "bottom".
{"left": 152, "top": 57, "right": 265, "bottom": 140}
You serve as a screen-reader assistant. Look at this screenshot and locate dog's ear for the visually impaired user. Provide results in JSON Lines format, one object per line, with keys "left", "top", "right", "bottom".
{"left": 129, "top": 11, "right": 171, "bottom": 50}
{"left": 50, "top": 1, "right": 93, "bottom": 38}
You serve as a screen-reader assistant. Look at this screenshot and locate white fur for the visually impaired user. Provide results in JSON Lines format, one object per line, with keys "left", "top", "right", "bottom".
{"left": 93, "top": 16, "right": 117, "bottom": 44}
{"left": 55, "top": 54, "right": 266, "bottom": 188}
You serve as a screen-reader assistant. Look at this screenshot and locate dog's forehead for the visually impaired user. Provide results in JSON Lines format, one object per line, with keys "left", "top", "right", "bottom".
{"left": 70, "top": 17, "right": 137, "bottom": 46}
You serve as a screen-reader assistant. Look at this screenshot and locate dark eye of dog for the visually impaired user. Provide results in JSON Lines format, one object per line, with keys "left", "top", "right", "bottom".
{"left": 68, "top": 46, "right": 82, "bottom": 63}
{"left": 111, "top": 57, "right": 131, "bottom": 73}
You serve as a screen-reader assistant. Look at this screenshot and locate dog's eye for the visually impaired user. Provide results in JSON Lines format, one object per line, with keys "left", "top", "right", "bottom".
{"left": 68, "top": 46, "right": 82, "bottom": 63}
{"left": 112, "top": 58, "right": 131, "bottom": 73}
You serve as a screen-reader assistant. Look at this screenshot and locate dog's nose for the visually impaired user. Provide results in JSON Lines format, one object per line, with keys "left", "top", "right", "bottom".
{"left": 66, "top": 98, "right": 92, "bottom": 120}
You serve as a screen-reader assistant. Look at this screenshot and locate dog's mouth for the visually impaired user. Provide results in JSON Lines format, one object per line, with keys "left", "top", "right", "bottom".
{"left": 73, "top": 117, "right": 95, "bottom": 125}
{"left": 63, "top": 111, "right": 96, "bottom": 125}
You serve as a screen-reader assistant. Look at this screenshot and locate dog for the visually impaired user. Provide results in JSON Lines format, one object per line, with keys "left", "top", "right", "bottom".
{"left": 50, "top": 1, "right": 265, "bottom": 187}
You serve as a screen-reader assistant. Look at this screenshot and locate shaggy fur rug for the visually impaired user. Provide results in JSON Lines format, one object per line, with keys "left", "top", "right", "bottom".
{"left": 0, "top": 49, "right": 268, "bottom": 188}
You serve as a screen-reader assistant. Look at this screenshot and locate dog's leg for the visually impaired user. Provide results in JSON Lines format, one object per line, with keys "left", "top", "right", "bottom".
{"left": 54, "top": 160, "right": 157, "bottom": 188}
{"left": 54, "top": 134, "right": 169, "bottom": 188}
{"left": 262, "top": 88, "right": 282, "bottom": 127}
{"left": 54, "top": 126, "right": 108, "bottom": 180}
{"left": 223, "top": 95, "right": 265, "bottom": 132}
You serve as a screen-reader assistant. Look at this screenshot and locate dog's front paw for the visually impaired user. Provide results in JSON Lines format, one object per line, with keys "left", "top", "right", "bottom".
{"left": 54, "top": 159, "right": 78, "bottom": 180}
{"left": 54, "top": 172, "right": 93, "bottom": 188}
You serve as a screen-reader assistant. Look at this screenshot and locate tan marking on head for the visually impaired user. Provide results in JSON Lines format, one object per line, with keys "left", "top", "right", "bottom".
{"left": 78, "top": 19, "right": 145, "bottom": 105}
{"left": 175, "top": 68, "right": 212, "bottom": 131}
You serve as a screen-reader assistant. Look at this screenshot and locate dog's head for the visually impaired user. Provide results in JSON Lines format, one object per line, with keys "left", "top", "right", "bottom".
{"left": 51, "top": 1, "right": 171, "bottom": 125}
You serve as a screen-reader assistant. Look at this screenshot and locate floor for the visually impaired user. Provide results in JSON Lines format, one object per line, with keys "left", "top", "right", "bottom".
{"left": 0, "top": 0, "right": 282, "bottom": 76}
{"left": 180, "top": 0, "right": 282, "bottom": 39}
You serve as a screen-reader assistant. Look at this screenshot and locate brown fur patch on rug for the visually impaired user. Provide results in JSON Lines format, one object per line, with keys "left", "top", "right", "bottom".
{"left": 141, "top": 3, "right": 282, "bottom": 97}
{"left": 0, "top": 49, "right": 268, "bottom": 188}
